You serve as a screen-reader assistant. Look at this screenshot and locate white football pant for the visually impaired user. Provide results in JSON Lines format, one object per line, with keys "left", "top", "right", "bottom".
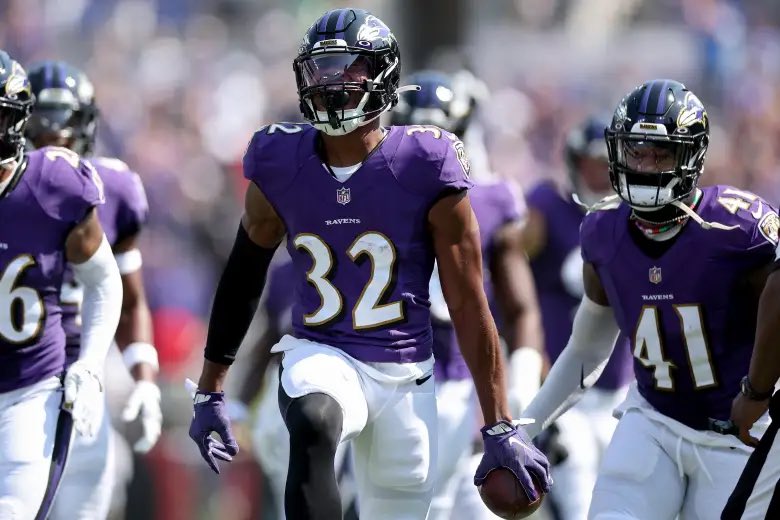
{"left": 252, "top": 362, "right": 352, "bottom": 519}
{"left": 273, "top": 335, "right": 437, "bottom": 520}
{"left": 550, "top": 386, "right": 627, "bottom": 520}
{"left": 429, "top": 378, "right": 476, "bottom": 520}
{"left": 0, "top": 376, "right": 72, "bottom": 520}
{"left": 50, "top": 400, "right": 114, "bottom": 520}
{"left": 589, "top": 385, "right": 764, "bottom": 520}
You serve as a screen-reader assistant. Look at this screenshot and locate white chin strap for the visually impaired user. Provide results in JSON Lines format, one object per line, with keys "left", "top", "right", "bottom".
{"left": 670, "top": 198, "right": 738, "bottom": 231}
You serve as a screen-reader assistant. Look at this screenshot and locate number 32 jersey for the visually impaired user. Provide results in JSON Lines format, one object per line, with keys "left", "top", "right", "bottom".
{"left": 243, "top": 124, "right": 472, "bottom": 363}
{"left": 0, "top": 147, "right": 103, "bottom": 392}
{"left": 582, "top": 185, "right": 779, "bottom": 429}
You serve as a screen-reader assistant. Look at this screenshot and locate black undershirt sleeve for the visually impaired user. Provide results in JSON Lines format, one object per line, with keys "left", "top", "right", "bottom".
{"left": 204, "top": 224, "right": 278, "bottom": 365}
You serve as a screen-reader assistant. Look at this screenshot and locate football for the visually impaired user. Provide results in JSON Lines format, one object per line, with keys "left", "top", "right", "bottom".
{"left": 478, "top": 468, "right": 544, "bottom": 519}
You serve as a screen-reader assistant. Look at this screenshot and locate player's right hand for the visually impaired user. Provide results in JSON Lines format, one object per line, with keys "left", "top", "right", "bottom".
{"left": 474, "top": 420, "right": 553, "bottom": 502}
{"left": 730, "top": 392, "right": 768, "bottom": 447}
{"left": 63, "top": 360, "right": 104, "bottom": 438}
{"left": 185, "top": 378, "right": 239, "bottom": 474}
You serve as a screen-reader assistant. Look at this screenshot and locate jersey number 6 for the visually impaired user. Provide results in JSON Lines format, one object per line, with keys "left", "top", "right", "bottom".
{"left": 0, "top": 256, "right": 44, "bottom": 343}
{"left": 294, "top": 232, "right": 404, "bottom": 330}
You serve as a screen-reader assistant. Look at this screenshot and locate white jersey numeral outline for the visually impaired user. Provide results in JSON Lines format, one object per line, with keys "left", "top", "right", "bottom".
{"left": 633, "top": 304, "right": 717, "bottom": 391}
{"left": 0, "top": 255, "right": 45, "bottom": 343}
{"left": 293, "top": 232, "right": 404, "bottom": 329}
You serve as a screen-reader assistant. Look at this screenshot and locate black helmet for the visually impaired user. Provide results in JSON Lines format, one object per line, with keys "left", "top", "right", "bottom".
{"left": 0, "top": 51, "right": 33, "bottom": 168}
{"left": 293, "top": 8, "right": 401, "bottom": 136}
{"left": 390, "top": 70, "right": 476, "bottom": 137}
{"left": 605, "top": 79, "right": 709, "bottom": 210}
{"left": 26, "top": 61, "right": 98, "bottom": 155}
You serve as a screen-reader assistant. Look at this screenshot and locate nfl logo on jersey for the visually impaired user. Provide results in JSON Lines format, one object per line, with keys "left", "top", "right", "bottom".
{"left": 336, "top": 187, "right": 351, "bottom": 205}
{"left": 649, "top": 266, "right": 662, "bottom": 284}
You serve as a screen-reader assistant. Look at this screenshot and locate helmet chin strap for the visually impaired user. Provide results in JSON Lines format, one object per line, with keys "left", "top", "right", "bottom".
{"left": 670, "top": 198, "right": 738, "bottom": 231}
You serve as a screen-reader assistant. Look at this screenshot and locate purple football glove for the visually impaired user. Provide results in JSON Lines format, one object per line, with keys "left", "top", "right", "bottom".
{"left": 474, "top": 420, "right": 552, "bottom": 502}
{"left": 188, "top": 389, "right": 239, "bottom": 474}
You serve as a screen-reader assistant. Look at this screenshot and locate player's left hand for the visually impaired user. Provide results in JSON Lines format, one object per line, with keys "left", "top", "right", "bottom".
{"left": 186, "top": 378, "right": 239, "bottom": 474}
{"left": 474, "top": 420, "right": 552, "bottom": 502}
{"left": 121, "top": 380, "right": 162, "bottom": 453}
{"left": 63, "top": 360, "right": 104, "bottom": 438}
{"left": 730, "top": 393, "right": 769, "bottom": 447}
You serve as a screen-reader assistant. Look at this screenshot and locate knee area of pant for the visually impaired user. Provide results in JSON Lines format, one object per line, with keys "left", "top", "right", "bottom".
{"left": 0, "top": 497, "right": 26, "bottom": 520}
{"left": 285, "top": 393, "right": 343, "bottom": 447}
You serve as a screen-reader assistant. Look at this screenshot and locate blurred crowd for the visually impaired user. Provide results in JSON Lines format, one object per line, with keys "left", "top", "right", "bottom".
{"left": 3, "top": 0, "right": 780, "bottom": 518}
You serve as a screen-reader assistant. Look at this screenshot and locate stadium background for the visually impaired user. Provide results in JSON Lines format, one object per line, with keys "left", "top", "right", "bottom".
{"left": 2, "top": 0, "right": 780, "bottom": 518}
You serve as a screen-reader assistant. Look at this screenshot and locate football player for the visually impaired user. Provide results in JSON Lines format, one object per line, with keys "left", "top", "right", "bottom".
{"left": 390, "top": 70, "right": 546, "bottom": 520}
{"left": 25, "top": 60, "right": 160, "bottom": 520}
{"left": 519, "top": 79, "right": 780, "bottom": 519}
{"left": 0, "top": 51, "right": 122, "bottom": 519}
{"left": 522, "top": 116, "right": 634, "bottom": 519}
{"left": 187, "top": 8, "right": 551, "bottom": 520}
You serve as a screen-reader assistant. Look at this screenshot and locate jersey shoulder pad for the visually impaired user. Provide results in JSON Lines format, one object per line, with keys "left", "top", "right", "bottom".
{"left": 473, "top": 180, "right": 524, "bottom": 223}
{"left": 243, "top": 122, "right": 313, "bottom": 197}
{"left": 390, "top": 125, "right": 472, "bottom": 201}
{"left": 580, "top": 196, "right": 628, "bottom": 265}
{"left": 525, "top": 180, "right": 563, "bottom": 212}
{"left": 90, "top": 156, "right": 149, "bottom": 232}
{"left": 26, "top": 147, "right": 104, "bottom": 224}
{"left": 704, "top": 185, "right": 779, "bottom": 250}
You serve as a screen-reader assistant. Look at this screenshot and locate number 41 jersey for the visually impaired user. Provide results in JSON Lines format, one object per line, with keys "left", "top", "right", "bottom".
{"left": 581, "top": 185, "right": 779, "bottom": 430}
{"left": 0, "top": 147, "right": 103, "bottom": 392}
{"left": 243, "top": 124, "right": 472, "bottom": 363}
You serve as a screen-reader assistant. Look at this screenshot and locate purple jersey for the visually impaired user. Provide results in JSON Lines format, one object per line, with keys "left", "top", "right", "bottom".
{"left": 61, "top": 157, "right": 148, "bottom": 362}
{"left": 244, "top": 123, "right": 472, "bottom": 363}
{"left": 526, "top": 181, "right": 633, "bottom": 390}
{"left": 581, "top": 185, "right": 779, "bottom": 429}
{"left": 432, "top": 180, "right": 523, "bottom": 381}
{"left": 0, "top": 147, "right": 102, "bottom": 392}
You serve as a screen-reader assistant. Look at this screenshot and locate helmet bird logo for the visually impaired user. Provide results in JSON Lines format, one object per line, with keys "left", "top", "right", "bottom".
{"left": 676, "top": 92, "right": 707, "bottom": 129}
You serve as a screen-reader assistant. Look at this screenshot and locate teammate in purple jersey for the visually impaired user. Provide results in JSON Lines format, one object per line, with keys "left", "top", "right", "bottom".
{"left": 523, "top": 117, "right": 634, "bottom": 519}
{"left": 391, "top": 70, "right": 546, "bottom": 520}
{"left": 187, "top": 8, "right": 551, "bottom": 520}
{"left": 520, "top": 79, "right": 780, "bottom": 520}
{"left": 0, "top": 51, "right": 122, "bottom": 520}
{"left": 25, "top": 60, "right": 160, "bottom": 520}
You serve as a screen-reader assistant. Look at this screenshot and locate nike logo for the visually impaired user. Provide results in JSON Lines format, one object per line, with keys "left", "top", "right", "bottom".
{"left": 415, "top": 373, "right": 433, "bottom": 386}
{"left": 508, "top": 437, "right": 524, "bottom": 448}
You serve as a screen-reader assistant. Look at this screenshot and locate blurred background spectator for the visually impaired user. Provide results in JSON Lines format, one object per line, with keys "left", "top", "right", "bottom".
{"left": 4, "top": 0, "right": 780, "bottom": 518}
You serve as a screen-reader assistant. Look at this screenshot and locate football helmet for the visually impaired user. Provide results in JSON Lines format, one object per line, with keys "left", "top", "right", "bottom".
{"left": 26, "top": 61, "right": 98, "bottom": 155}
{"left": 390, "top": 70, "right": 474, "bottom": 136}
{"left": 294, "top": 8, "right": 401, "bottom": 136}
{"left": 605, "top": 79, "right": 709, "bottom": 210}
{"left": 565, "top": 116, "right": 611, "bottom": 206}
{"left": 0, "top": 50, "right": 33, "bottom": 197}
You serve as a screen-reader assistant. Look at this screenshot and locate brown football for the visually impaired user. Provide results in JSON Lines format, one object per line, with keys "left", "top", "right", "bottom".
{"left": 478, "top": 468, "right": 544, "bottom": 519}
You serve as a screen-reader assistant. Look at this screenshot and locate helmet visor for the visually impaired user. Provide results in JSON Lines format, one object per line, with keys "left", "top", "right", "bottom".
{"left": 299, "top": 53, "right": 372, "bottom": 88}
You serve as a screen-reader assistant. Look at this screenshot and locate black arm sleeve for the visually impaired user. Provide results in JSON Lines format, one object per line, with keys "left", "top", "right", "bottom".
{"left": 204, "top": 224, "right": 278, "bottom": 365}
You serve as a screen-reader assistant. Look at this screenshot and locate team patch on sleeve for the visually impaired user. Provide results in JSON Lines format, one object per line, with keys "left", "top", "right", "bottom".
{"left": 758, "top": 211, "right": 780, "bottom": 245}
{"left": 452, "top": 139, "right": 470, "bottom": 177}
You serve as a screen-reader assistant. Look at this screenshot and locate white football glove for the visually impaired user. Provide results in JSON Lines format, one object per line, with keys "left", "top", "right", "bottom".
{"left": 121, "top": 380, "right": 162, "bottom": 453}
{"left": 63, "top": 360, "right": 104, "bottom": 438}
